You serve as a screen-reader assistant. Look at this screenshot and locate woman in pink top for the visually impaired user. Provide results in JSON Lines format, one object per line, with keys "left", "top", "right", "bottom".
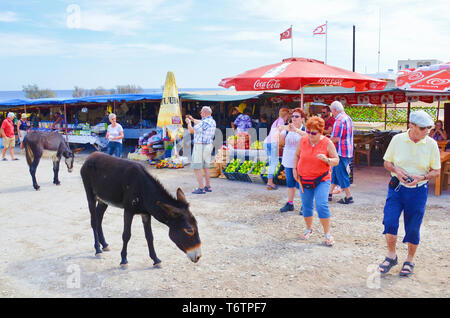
{"left": 263, "top": 108, "right": 290, "bottom": 190}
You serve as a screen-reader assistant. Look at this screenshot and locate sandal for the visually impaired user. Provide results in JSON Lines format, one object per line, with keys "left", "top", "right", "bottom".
{"left": 301, "top": 229, "right": 313, "bottom": 240}
{"left": 399, "top": 261, "right": 415, "bottom": 277}
{"left": 337, "top": 196, "right": 354, "bottom": 204}
{"left": 266, "top": 184, "right": 278, "bottom": 190}
{"left": 378, "top": 256, "right": 398, "bottom": 274}
{"left": 328, "top": 194, "right": 333, "bottom": 202}
{"left": 204, "top": 186, "right": 212, "bottom": 192}
{"left": 324, "top": 233, "right": 335, "bottom": 247}
{"left": 192, "top": 188, "right": 205, "bottom": 194}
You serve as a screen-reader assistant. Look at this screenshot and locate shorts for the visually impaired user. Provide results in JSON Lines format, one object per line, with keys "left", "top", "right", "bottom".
{"left": 191, "top": 143, "right": 213, "bottom": 169}
{"left": 331, "top": 156, "right": 351, "bottom": 189}
{"left": 382, "top": 183, "right": 428, "bottom": 245}
{"left": 2, "top": 136, "right": 15, "bottom": 149}
{"left": 19, "top": 130, "right": 27, "bottom": 143}
{"left": 285, "top": 167, "right": 299, "bottom": 189}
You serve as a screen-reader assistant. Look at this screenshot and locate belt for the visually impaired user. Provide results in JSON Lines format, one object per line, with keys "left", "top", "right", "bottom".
{"left": 400, "top": 181, "right": 428, "bottom": 189}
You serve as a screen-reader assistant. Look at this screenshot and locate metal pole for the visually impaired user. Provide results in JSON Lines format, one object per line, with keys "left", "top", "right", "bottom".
{"left": 406, "top": 102, "right": 411, "bottom": 128}
{"left": 384, "top": 103, "right": 387, "bottom": 130}
{"left": 291, "top": 25, "right": 293, "bottom": 58}
{"left": 352, "top": 25, "right": 356, "bottom": 72}
{"left": 437, "top": 100, "right": 440, "bottom": 121}
{"left": 377, "top": 8, "right": 381, "bottom": 73}
{"left": 140, "top": 102, "right": 143, "bottom": 137}
{"left": 325, "top": 21, "right": 328, "bottom": 64}
{"left": 64, "top": 103, "right": 68, "bottom": 142}
{"left": 301, "top": 85, "right": 304, "bottom": 110}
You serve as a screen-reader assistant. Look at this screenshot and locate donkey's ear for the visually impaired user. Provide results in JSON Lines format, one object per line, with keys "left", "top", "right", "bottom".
{"left": 156, "top": 201, "right": 183, "bottom": 218}
{"left": 176, "top": 188, "right": 188, "bottom": 203}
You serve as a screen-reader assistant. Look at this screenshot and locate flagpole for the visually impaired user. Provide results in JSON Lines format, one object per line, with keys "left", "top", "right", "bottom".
{"left": 325, "top": 21, "right": 328, "bottom": 64}
{"left": 291, "top": 25, "right": 293, "bottom": 57}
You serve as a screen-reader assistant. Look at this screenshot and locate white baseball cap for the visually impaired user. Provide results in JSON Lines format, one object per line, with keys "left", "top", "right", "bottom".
{"left": 7, "top": 112, "right": 15, "bottom": 118}
{"left": 409, "top": 110, "right": 434, "bottom": 128}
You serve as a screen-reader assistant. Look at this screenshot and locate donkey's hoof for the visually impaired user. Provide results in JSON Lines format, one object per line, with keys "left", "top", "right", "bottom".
{"left": 95, "top": 253, "right": 103, "bottom": 259}
{"left": 153, "top": 261, "right": 162, "bottom": 268}
{"left": 102, "top": 245, "right": 111, "bottom": 252}
{"left": 120, "top": 263, "right": 128, "bottom": 270}
{"left": 34, "top": 186, "right": 40, "bottom": 191}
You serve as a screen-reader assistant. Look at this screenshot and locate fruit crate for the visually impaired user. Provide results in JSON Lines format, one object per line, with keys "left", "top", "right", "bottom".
{"left": 274, "top": 165, "right": 286, "bottom": 186}
{"left": 248, "top": 161, "right": 266, "bottom": 184}
{"left": 236, "top": 160, "right": 255, "bottom": 183}
{"left": 260, "top": 161, "right": 282, "bottom": 185}
{"left": 223, "top": 159, "right": 242, "bottom": 181}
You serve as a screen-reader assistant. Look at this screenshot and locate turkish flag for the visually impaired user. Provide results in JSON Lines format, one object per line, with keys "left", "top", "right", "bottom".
{"left": 280, "top": 27, "right": 292, "bottom": 41}
{"left": 313, "top": 24, "right": 326, "bottom": 35}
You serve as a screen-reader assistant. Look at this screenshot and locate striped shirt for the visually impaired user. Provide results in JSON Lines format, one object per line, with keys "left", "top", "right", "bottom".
{"left": 193, "top": 116, "right": 216, "bottom": 144}
{"left": 330, "top": 112, "right": 354, "bottom": 158}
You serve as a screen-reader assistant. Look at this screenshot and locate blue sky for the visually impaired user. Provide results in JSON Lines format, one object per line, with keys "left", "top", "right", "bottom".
{"left": 0, "top": 0, "right": 449, "bottom": 90}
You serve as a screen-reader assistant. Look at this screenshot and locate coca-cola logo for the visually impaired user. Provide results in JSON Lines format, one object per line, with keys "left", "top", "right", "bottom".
{"left": 253, "top": 79, "right": 281, "bottom": 90}
{"left": 317, "top": 78, "right": 343, "bottom": 86}
{"left": 408, "top": 72, "right": 424, "bottom": 81}
{"left": 427, "top": 78, "right": 450, "bottom": 86}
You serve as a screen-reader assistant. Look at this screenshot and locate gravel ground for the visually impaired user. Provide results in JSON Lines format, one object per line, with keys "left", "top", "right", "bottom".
{"left": 0, "top": 151, "right": 449, "bottom": 298}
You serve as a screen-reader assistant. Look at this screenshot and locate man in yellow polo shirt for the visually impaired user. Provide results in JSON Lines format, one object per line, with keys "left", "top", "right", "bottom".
{"left": 378, "top": 110, "right": 441, "bottom": 277}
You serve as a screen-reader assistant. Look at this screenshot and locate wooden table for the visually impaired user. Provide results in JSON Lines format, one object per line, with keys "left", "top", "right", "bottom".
{"left": 435, "top": 151, "right": 450, "bottom": 196}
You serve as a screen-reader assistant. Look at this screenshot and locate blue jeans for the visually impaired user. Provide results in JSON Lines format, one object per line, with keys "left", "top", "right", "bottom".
{"left": 383, "top": 183, "right": 428, "bottom": 245}
{"left": 106, "top": 141, "right": 122, "bottom": 157}
{"left": 299, "top": 180, "right": 331, "bottom": 219}
{"left": 264, "top": 142, "right": 279, "bottom": 178}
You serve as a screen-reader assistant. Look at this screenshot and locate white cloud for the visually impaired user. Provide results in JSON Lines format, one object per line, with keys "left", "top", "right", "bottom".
{"left": 61, "top": 0, "right": 193, "bottom": 34}
{"left": 0, "top": 32, "right": 194, "bottom": 58}
{"left": 231, "top": 0, "right": 449, "bottom": 72}
{"left": 0, "top": 11, "right": 18, "bottom": 22}
{"left": 220, "top": 31, "right": 275, "bottom": 42}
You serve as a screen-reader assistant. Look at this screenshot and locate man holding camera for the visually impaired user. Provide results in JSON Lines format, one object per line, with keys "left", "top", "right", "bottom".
{"left": 378, "top": 110, "right": 441, "bottom": 277}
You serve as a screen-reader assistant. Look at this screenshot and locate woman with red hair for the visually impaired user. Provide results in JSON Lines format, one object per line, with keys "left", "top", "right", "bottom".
{"left": 293, "top": 116, "right": 339, "bottom": 246}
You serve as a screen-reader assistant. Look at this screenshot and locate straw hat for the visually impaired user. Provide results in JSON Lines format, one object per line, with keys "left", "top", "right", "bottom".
{"left": 21, "top": 113, "right": 30, "bottom": 118}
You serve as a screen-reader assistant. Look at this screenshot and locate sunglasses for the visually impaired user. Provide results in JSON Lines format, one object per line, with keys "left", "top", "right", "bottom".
{"left": 306, "top": 130, "right": 319, "bottom": 136}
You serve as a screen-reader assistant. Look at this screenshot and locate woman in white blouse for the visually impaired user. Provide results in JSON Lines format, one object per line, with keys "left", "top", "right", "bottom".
{"left": 278, "top": 108, "right": 307, "bottom": 213}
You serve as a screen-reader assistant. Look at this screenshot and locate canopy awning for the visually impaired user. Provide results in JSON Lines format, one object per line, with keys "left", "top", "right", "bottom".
{"left": 180, "top": 92, "right": 263, "bottom": 102}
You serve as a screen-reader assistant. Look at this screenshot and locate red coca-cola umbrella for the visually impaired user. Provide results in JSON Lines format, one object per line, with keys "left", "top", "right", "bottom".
{"left": 219, "top": 57, "right": 387, "bottom": 106}
{"left": 396, "top": 63, "right": 450, "bottom": 92}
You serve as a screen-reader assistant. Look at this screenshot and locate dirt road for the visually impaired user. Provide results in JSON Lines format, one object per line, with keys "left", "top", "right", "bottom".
{"left": 0, "top": 152, "right": 448, "bottom": 298}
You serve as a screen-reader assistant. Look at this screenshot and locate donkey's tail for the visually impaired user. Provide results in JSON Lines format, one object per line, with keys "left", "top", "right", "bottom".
{"left": 24, "top": 138, "right": 34, "bottom": 167}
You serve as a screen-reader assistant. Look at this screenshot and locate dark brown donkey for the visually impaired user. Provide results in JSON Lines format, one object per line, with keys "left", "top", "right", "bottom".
{"left": 23, "top": 130, "right": 76, "bottom": 190}
{"left": 80, "top": 152, "right": 202, "bottom": 268}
